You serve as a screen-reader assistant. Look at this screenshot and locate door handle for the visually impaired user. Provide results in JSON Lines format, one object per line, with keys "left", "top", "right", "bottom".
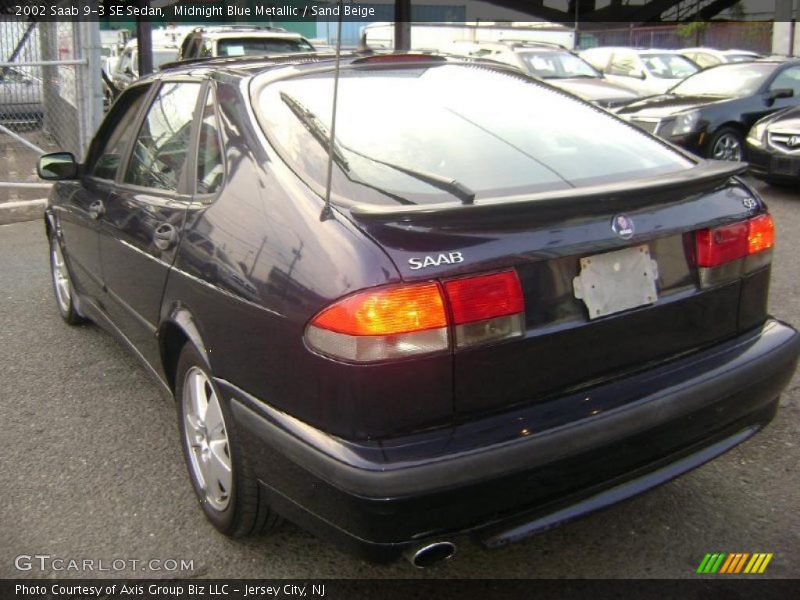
{"left": 153, "top": 223, "right": 177, "bottom": 251}
{"left": 88, "top": 200, "right": 105, "bottom": 220}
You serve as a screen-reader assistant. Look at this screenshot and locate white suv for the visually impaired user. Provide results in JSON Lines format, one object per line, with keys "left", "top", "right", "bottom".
{"left": 580, "top": 47, "right": 700, "bottom": 96}
{"left": 178, "top": 27, "right": 315, "bottom": 60}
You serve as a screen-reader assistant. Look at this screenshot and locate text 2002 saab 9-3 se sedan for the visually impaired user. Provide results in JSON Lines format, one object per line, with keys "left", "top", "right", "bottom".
{"left": 38, "top": 53, "right": 800, "bottom": 567}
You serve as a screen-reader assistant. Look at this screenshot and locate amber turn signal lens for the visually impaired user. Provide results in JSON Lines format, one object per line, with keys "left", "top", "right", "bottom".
{"left": 311, "top": 283, "right": 447, "bottom": 336}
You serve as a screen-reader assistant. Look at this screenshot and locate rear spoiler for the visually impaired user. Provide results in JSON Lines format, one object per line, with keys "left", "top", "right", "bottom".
{"left": 348, "top": 161, "right": 747, "bottom": 223}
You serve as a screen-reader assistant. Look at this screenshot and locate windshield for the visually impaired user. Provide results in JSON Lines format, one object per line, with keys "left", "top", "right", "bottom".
{"left": 670, "top": 62, "right": 774, "bottom": 97}
{"left": 641, "top": 54, "right": 699, "bottom": 79}
{"left": 519, "top": 51, "right": 600, "bottom": 79}
{"left": 217, "top": 37, "right": 314, "bottom": 57}
{"left": 255, "top": 65, "right": 692, "bottom": 206}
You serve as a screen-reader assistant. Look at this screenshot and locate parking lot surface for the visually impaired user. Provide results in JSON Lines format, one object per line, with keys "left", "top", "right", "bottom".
{"left": 1, "top": 180, "right": 798, "bottom": 579}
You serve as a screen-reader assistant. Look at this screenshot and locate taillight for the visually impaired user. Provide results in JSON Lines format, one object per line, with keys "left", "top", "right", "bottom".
{"left": 306, "top": 270, "right": 526, "bottom": 362}
{"left": 444, "top": 271, "right": 525, "bottom": 348}
{"left": 305, "top": 283, "right": 448, "bottom": 362}
{"left": 694, "top": 213, "right": 774, "bottom": 268}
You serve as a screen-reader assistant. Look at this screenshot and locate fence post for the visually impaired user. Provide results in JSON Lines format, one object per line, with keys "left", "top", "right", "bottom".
{"left": 77, "top": 19, "right": 103, "bottom": 158}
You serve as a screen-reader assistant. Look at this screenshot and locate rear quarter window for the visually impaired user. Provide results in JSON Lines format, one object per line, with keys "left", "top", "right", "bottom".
{"left": 254, "top": 64, "right": 693, "bottom": 206}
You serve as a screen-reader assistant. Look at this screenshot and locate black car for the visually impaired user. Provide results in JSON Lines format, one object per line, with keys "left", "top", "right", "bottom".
{"left": 37, "top": 54, "right": 799, "bottom": 566}
{"left": 746, "top": 105, "right": 800, "bottom": 185}
{"left": 616, "top": 60, "right": 800, "bottom": 161}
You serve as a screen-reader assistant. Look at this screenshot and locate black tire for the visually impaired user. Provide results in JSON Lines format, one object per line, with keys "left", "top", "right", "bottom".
{"left": 175, "top": 343, "right": 281, "bottom": 537}
{"left": 49, "top": 234, "right": 86, "bottom": 325}
{"left": 706, "top": 126, "right": 745, "bottom": 162}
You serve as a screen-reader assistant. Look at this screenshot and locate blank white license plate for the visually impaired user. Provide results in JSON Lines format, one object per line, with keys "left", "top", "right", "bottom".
{"left": 573, "top": 245, "right": 659, "bottom": 320}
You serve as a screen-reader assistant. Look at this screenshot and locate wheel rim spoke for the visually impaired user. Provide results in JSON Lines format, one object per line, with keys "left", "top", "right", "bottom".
{"left": 207, "top": 439, "right": 232, "bottom": 503}
{"left": 205, "top": 393, "right": 224, "bottom": 438}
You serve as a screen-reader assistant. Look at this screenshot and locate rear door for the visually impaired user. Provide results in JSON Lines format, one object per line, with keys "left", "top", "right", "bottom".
{"left": 98, "top": 80, "right": 204, "bottom": 366}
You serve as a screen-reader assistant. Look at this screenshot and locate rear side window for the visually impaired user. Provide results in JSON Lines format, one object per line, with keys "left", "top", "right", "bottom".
{"left": 196, "top": 86, "right": 225, "bottom": 195}
{"left": 124, "top": 82, "right": 201, "bottom": 191}
{"left": 255, "top": 64, "right": 692, "bottom": 206}
{"left": 89, "top": 84, "right": 150, "bottom": 180}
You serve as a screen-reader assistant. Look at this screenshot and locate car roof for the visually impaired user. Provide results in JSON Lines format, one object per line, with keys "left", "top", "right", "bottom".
{"left": 155, "top": 52, "right": 519, "bottom": 82}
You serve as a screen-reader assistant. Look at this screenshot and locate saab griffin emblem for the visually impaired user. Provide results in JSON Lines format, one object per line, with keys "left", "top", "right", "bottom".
{"left": 408, "top": 252, "right": 464, "bottom": 270}
{"left": 612, "top": 214, "right": 635, "bottom": 240}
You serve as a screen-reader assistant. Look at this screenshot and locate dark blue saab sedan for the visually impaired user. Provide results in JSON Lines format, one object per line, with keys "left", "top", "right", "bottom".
{"left": 37, "top": 53, "right": 799, "bottom": 567}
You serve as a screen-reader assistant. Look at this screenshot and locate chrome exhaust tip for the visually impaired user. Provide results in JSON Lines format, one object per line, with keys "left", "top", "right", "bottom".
{"left": 404, "top": 541, "right": 456, "bottom": 568}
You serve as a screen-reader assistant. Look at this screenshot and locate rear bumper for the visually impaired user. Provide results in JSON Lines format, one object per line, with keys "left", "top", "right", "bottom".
{"left": 220, "top": 319, "right": 799, "bottom": 560}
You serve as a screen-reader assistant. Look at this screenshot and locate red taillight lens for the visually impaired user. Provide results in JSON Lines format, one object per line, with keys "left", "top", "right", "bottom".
{"left": 695, "top": 214, "right": 774, "bottom": 268}
{"left": 695, "top": 222, "right": 749, "bottom": 267}
{"left": 444, "top": 271, "right": 524, "bottom": 325}
{"left": 444, "top": 270, "right": 525, "bottom": 349}
{"left": 311, "top": 282, "right": 446, "bottom": 336}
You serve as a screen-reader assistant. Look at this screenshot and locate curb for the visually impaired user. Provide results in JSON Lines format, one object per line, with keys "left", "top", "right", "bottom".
{"left": 0, "top": 199, "right": 46, "bottom": 226}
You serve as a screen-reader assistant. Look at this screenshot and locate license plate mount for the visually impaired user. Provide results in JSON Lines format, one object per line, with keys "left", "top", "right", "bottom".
{"left": 771, "top": 156, "right": 800, "bottom": 176}
{"left": 573, "top": 245, "right": 659, "bottom": 320}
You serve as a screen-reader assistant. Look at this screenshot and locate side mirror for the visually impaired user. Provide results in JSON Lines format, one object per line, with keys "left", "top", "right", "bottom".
{"left": 38, "top": 152, "right": 78, "bottom": 180}
{"left": 768, "top": 88, "right": 794, "bottom": 101}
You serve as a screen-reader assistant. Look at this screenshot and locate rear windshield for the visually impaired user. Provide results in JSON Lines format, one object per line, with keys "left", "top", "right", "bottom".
{"left": 218, "top": 37, "right": 314, "bottom": 57}
{"left": 254, "top": 64, "right": 693, "bottom": 207}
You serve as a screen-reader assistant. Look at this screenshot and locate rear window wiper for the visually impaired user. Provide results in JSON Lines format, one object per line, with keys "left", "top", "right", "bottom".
{"left": 342, "top": 146, "right": 476, "bottom": 205}
{"left": 280, "top": 92, "right": 350, "bottom": 170}
{"left": 279, "top": 91, "right": 476, "bottom": 205}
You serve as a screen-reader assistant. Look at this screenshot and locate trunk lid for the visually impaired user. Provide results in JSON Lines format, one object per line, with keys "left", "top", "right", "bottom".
{"left": 346, "top": 162, "right": 767, "bottom": 418}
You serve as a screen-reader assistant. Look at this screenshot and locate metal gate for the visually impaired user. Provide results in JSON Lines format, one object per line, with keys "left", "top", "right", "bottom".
{"left": 0, "top": 17, "right": 103, "bottom": 220}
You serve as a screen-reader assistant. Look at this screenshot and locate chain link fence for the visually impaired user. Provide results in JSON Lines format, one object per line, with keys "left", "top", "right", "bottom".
{"left": 578, "top": 22, "right": 774, "bottom": 54}
{"left": 1, "top": 17, "right": 102, "bottom": 217}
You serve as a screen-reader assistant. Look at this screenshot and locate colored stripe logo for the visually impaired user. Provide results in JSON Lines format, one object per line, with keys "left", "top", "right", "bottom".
{"left": 696, "top": 553, "right": 773, "bottom": 574}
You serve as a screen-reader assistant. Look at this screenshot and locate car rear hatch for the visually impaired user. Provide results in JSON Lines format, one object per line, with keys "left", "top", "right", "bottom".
{"left": 346, "top": 162, "right": 773, "bottom": 419}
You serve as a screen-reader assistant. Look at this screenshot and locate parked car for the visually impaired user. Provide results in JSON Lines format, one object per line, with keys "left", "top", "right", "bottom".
{"left": 37, "top": 53, "right": 800, "bottom": 566}
{"left": 580, "top": 47, "right": 700, "bottom": 96}
{"left": 452, "top": 41, "right": 638, "bottom": 108}
{"left": 0, "top": 66, "right": 42, "bottom": 127}
{"left": 615, "top": 59, "right": 800, "bottom": 161}
{"left": 178, "top": 26, "right": 315, "bottom": 60}
{"left": 746, "top": 105, "right": 800, "bottom": 185}
{"left": 111, "top": 40, "right": 180, "bottom": 94}
{"left": 678, "top": 47, "right": 761, "bottom": 69}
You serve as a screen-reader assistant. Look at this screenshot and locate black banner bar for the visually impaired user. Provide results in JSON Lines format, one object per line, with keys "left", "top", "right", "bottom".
{"left": 0, "top": 0, "right": 785, "bottom": 23}
{"left": 3, "top": 579, "right": 800, "bottom": 600}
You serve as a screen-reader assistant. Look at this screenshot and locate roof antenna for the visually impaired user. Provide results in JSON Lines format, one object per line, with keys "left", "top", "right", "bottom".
{"left": 321, "top": 1, "right": 344, "bottom": 222}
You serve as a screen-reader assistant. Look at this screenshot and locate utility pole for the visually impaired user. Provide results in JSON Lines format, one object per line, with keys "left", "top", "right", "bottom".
{"left": 136, "top": 0, "right": 153, "bottom": 76}
{"left": 394, "top": 0, "right": 411, "bottom": 51}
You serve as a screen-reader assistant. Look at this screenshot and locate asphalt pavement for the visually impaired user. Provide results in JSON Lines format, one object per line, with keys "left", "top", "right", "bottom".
{"left": 1, "top": 181, "right": 798, "bottom": 579}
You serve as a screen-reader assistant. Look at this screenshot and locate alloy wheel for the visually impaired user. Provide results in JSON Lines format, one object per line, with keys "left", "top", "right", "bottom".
{"left": 51, "top": 237, "right": 72, "bottom": 314}
{"left": 182, "top": 367, "right": 232, "bottom": 511}
{"left": 712, "top": 133, "right": 743, "bottom": 161}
